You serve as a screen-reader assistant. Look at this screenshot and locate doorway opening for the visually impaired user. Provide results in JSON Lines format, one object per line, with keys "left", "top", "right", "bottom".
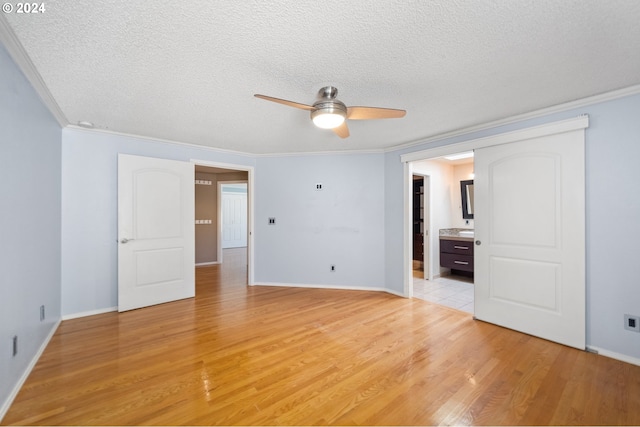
{"left": 409, "top": 154, "right": 475, "bottom": 313}
{"left": 193, "top": 162, "right": 254, "bottom": 289}
{"left": 411, "top": 174, "right": 428, "bottom": 279}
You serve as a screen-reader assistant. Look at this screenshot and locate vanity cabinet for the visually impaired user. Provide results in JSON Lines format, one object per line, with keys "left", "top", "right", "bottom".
{"left": 439, "top": 238, "right": 474, "bottom": 273}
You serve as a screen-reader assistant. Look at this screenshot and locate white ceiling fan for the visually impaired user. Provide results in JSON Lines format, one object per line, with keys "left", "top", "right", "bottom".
{"left": 254, "top": 86, "right": 406, "bottom": 138}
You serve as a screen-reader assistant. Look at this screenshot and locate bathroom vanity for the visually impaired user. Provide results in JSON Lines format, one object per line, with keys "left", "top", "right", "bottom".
{"left": 439, "top": 228, "right": 474, "bottom": 274}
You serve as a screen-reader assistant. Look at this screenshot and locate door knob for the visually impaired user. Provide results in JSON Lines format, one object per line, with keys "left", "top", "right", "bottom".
{"left": 475, "top": 240, "right": 481, "bottom": 245}
{"left": 120, "top": 238, "right": 134, "bottom": 244}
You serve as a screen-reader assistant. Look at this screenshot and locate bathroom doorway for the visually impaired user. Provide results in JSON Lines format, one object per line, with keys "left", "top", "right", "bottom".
{"left": 409, "top": 153, "right": 475, "bottom": 313}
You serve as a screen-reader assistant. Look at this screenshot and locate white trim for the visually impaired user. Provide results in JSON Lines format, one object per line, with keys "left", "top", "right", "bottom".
{"left": 0, "top": 319, "right": 61, "bottom": 422}
{"left": 61, "top": 306, "right": 117, "bottom": 321}
{"left": 401, "top": 115, "right": 590, "bottom": 163}
{"left": 391, "top": 85, "right": 639, "bottom": 154}
{"left": 64, "top": 125, "right": 384, "bottom": 157}
{"left": 586, "top": 346, "right": 640, "bottom": 367}
{"left": 196, "top": 261, "right": 220, "bottom": 267}
{"left": 256, "top": 148, "right": 386, "bottom": 157}
{"left": 0, "top": 15, "right": 68, "bottom": 126}
{"left": 67, "top": 126, "right": 256, "bottom": 158}
{"left": 253, "top": 282, "right": 405, "bottom": 297}
{"left": 191, "top": 159, "right": 254, "bottom": 172}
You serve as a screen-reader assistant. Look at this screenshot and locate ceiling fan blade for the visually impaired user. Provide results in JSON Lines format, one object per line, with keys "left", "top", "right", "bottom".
{"left": 254, "top": 94, "right": 315, "bottom": 111}
{"left": 347, "top": 106, "right": 406, "bottom": 120}
{"left": 332, "top": 122, "right": 350, "bottom": 138}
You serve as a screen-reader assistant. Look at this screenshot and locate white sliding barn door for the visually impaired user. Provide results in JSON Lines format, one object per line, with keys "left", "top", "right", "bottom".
{"left": 474, "top": 130, "right": 585, "bottom": 349}
{"left": 118, "top": 154, "right": 195, "bottom": 312}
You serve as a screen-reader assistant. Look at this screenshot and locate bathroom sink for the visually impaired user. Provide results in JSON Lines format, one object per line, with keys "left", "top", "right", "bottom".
{"left": 458, "top": 230, "right": 474, "bottom": 237}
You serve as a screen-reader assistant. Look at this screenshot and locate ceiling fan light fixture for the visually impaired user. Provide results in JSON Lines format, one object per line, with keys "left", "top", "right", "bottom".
{"left": 311, "top": 103, "right": 347, "bottom": 129}
{"left": 312, "top": 111, "right": 346, "bottom": 129}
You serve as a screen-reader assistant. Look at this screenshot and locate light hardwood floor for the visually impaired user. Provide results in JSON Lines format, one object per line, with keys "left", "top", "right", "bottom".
{"left": 3, "top": 248, "right": 640, "bottom": 425}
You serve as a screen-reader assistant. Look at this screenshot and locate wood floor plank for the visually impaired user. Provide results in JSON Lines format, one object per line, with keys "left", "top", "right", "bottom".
{"left": 3, "top": 247, "right": 640, "bottom": 425}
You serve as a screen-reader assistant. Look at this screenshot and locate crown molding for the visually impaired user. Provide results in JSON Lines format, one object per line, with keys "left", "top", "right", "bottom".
{"left": 65, "top": 125, "right": 257, "bottom": 158}
{"left": 400, "top": 115, "right": 589, "bottom": 163}
{"left": 255, "top": 147, "right": 385, "bottom": 157}
{"left": 0, "top": 15, "right": 68, "bottom": 127}
{"left": 66, "top": 125, "right": 384, "bottom": 158}
{"left": 388, "top": 84, "right": 640, "bottom": 154}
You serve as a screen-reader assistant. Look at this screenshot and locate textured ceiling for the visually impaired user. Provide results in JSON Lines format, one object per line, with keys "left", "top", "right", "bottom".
{"left": 3, "top": 1, "right": 640, "bottom": 154}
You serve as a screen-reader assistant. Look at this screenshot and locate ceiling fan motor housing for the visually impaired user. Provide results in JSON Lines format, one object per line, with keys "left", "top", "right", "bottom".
{"left": 317, "top": 86, "right": 339, "bottom": 100}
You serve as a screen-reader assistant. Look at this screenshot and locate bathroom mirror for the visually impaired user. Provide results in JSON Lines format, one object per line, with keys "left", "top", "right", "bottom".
{"left": 460, "top": 179, "right": 474, "bottom": 219}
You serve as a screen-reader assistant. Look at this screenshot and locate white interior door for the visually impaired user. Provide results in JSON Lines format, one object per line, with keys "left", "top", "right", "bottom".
{"left": 474, "top": 130, "right": 585, "bottom": 349}
{"left": 221, "top": 190, "right": 247, "bottom": 248}
{"left": 118, "top": 154, "right": 195, "bottom": 312}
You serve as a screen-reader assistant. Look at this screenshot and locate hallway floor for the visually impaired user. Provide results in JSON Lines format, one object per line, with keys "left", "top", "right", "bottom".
{"left": 413, "top": 271, "right": 474, "bottom": 314}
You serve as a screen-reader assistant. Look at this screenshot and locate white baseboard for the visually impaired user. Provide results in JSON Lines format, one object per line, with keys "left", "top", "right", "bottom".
{"left": 196, "top": 261, "right": 220, "bottom": 267}
{"left": 252, "top": 282, "right": 406, "bottom": 298}
{"left": 62, "top": 306, "right": 117, "bottom": 321}
{"left": 0, "top": 319, "right": 61, "bottom": 422}
{"left": 586, "top": 346, "right": 640, "bottom": 367}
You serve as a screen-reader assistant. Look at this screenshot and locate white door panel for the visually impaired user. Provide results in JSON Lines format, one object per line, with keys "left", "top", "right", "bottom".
{"left": 134, "top": 170, "right": 183, "bottom": 239}
{"left": 222, "top": 191, "right": 247, "bottom": 249}
{"left": 474, "top": 130, "right": 585, "bottom": 349}
{"left": 118, "top": 154, "right": 195, "bottom": 312}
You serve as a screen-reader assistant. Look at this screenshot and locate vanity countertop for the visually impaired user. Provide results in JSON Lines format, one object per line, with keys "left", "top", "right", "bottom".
{"left": 439, "top": 228, "right": 474, "bottom": 242}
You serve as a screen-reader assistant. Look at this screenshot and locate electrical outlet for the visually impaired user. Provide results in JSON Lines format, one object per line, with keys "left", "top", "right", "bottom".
{"left": 315, "top": 183, "right": 323, "bottom": 191}
{"left": 12, "top": 336, "right": 18, "bottom": 357}
{"left": 268, "top": 217, "right": 276, "bottom": 225}
{"left": 330, "top": 265, "right": 336, "bottom": 272}
{"left": 624, "top": 314, "right": 640, "bottom": 332}
{"left": 40, "top": 305, "right": 45, "bottom": 321}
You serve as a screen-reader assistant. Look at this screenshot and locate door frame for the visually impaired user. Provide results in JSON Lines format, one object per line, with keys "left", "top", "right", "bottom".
{"left": 401, "top": 115, "right": 589, "bottom": 298}
{"left": 192, "top": 160, "right": 255, "bottom": 286}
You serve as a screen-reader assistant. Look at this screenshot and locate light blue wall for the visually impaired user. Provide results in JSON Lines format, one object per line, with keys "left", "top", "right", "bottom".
{"left": 255, "top": 154, "right": 386, "bottom": 289}
{"left": 61, "top": 136, "right": 388, "bottom": 314}
{"left": 0, "top": 44, "right": 62, "bottom": 412}
{"left": 384, "top": 151, "right": 405, "bottom": 292}
{"left": 61, "top": 129, "right": 256, "bottom": 316}
{"left": 385, "top": 92, "right": 640, "bottom": 361}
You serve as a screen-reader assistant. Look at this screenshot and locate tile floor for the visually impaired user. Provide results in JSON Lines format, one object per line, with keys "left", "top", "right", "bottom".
{"left": 413, "top": 271, "right": 474, "bottom": 314}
